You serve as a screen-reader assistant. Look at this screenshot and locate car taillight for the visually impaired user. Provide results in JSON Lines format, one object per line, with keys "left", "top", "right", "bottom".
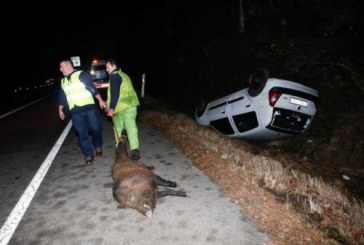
{"left": 269, "top": 92, "right": 281, "bottom": 106}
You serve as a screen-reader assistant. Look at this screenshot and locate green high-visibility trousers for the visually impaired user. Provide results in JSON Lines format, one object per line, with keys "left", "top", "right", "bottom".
{"left": 113, "top": 106, "right": 139, "bottom": 150}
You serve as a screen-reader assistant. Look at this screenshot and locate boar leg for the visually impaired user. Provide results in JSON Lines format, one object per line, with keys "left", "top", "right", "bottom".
{"left": 134, "top": 162, "right": 155, "bottom": 170}
{"left": 143, "top": 164, "right": 155, "bottom": 170}
{"left": 154, "top": 175, "right": 177, "bottom": 187}
{"left": 156, "top": 188, "right": 187, "bottom": 198}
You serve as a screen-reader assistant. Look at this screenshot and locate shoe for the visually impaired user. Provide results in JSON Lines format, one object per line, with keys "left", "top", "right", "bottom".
{"left": 130, "top": 149, "right": 140, "bottom": 160}
{"left": 95, "top": 147, "right": 103, "bottom": 157}
{"left": 85, "top": 156, "right": 94, "bottom": 166}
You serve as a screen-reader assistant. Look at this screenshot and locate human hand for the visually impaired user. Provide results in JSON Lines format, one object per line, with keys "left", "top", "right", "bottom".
{"left": 107, "top": 108, "right": 115, "bottom": 117}
{"left": 95, "top": 94, "right": 107, "bottom": 110}
{"left": 99, "top": 100, "right": 107, "bottom": 110}
{"left": 59, "top": 110, "right": 65, "bottom": 120}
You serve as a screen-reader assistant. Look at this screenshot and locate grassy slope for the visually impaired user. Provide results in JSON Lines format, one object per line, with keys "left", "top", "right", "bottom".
{"left": 139, "top": 97, "right": 364, "bottom": 245}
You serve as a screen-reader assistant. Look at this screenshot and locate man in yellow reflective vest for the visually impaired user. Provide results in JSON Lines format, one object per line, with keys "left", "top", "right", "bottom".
{"left": 105, "top": 58, "right": 141, "bottom": 160}
{"left": 58, "top": 59, "right": 107, "bottom": 165}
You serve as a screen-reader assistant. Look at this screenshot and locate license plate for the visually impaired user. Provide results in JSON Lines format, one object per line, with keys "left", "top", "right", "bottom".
{"left": 290, "top": 97, "right": 308, "bottom": 107}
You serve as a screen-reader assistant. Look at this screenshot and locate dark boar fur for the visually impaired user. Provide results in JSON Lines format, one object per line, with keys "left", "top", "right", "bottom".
{"left": 112, "top": 138, "right": 187, "bottom": 218}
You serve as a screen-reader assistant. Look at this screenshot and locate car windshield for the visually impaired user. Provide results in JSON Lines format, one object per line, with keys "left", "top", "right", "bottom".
{"left": 92, "top": 65, "right": 106, "bottom": 71}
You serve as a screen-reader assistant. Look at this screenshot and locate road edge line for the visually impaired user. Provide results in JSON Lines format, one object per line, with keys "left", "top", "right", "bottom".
{"left": 0, "top": 120, "right": 73, "bottom": 245}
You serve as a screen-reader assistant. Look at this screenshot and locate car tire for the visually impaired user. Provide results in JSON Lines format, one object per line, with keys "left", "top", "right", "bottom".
{"left": 248, "top": 68, "right": 269, "bottom": 97}
{"left": 196, "top": 98, "right": 207, "bottom": 117}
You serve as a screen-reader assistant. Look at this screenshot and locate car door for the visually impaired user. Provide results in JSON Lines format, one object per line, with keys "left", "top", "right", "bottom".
{"left": 207, "top": 95, "right": 235, "bottom": 135}
{"left": 226, "top": 89, "right": 259, "bottom": 135}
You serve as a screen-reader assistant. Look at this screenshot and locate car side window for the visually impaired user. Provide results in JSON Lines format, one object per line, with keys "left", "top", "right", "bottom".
{"left": 232, "top": 112, "right": 259, "bottom": 133}
{"left": 210, "top": 117, "right": 235, "bottom": 135}
{"left": 248, "top": 68, "right": 269, "bottom": 97}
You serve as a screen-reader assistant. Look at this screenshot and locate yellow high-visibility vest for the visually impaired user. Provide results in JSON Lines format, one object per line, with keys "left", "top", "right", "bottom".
{"left": 61, "top": 71, "right": 95, "bottom": 110}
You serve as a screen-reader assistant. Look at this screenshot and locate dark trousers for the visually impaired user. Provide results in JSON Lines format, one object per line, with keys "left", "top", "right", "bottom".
{"left": 71, "top": 108, "right": 102, "bottom": 157}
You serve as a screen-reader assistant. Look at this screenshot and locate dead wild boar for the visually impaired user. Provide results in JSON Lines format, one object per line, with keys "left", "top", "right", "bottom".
{"left": 112, "top": 139, "right": 187, "bottom": 218}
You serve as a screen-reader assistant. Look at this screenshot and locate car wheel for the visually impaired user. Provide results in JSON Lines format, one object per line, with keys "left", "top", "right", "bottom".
{"left": 248, "top": 68, "right": 269, "bottom": 97}
{"left": 196, "top": 98, "right": 207, "bottom": 117}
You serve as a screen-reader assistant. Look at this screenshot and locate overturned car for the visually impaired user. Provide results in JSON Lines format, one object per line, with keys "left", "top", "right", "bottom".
{"left": 195, "top": 70, "right": 319, "bottom": 141}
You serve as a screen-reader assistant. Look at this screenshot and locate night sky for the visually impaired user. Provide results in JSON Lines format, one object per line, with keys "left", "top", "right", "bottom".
{"left": 5, "top": 1, "right": 153, "bottom": 80}
{"left": 3, "top": 0, "right": 364, "bottom": 102}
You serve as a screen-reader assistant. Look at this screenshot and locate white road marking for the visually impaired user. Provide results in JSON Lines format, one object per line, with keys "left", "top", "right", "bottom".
{"left": 0, "top": 121, "right": 73, "bottom": 245}
{"left": 0, "top": 94, "right": 54, "bottom": 120}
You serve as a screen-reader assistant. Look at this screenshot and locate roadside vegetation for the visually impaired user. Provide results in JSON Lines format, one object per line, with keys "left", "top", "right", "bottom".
{"left": 144, "top": 0, "right": 364, "bottom": 200}
{"left": 136, "top": 1, "right": 364, "bottom": 243}
{"left": 139, "top": 97, "right": 364, "bottom": 245}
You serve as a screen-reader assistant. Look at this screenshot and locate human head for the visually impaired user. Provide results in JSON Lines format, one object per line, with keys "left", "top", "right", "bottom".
{"left": 105, "top": 58, "right": 118, "bottom": 75}
{"left": 59, "top": 59, "right": 74, "bottom": 76}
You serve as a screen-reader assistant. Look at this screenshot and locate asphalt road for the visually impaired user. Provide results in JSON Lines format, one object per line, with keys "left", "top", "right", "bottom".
{"left": 0, "top": 96, "right": 66, "bottom": 226}
{"left": 0, "top": 97, "right": 269, "bottom": 245}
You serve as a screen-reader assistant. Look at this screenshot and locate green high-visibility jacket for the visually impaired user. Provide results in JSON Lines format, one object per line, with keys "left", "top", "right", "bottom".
{"left": 107, "top": 69, "right": 139, "bottom": 113}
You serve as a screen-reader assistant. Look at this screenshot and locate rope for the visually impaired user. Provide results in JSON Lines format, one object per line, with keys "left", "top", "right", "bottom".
{"left": 104, "top": 106, "right": 123, "bottom": 143}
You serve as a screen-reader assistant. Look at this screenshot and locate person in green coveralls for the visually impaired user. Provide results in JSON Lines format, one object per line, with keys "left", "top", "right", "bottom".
{"left": 105, "top": 58, "right": 141, "bottom": 160}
